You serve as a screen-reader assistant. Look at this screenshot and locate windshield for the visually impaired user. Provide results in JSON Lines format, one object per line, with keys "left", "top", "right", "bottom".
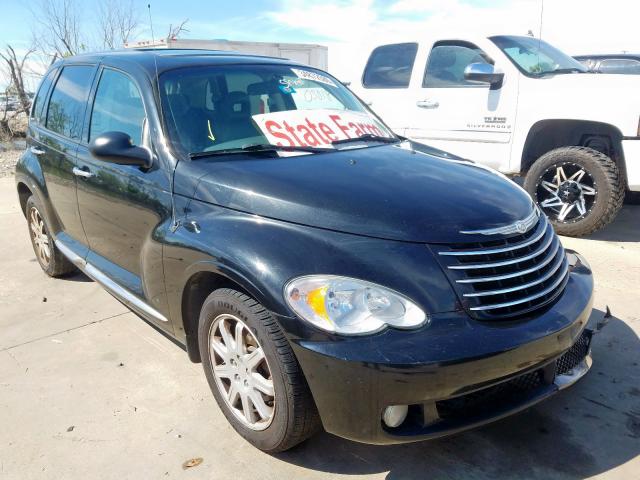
{"left": 159, "top": 64, "right": 395, "bottom": 156}
{"left": 490, "top": 35, "right": 588, "bottom": 76}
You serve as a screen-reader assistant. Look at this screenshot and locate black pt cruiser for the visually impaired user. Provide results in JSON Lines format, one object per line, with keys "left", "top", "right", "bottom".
{"left": 16, "top": 49, "right": 596, "bottom": 452}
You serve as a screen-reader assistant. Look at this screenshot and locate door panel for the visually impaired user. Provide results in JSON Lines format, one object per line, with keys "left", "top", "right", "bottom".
{"left": 35, "top": 131, "right": 86, "bottom": 245}
{"left": 405, "top": 41, "right": 518, "bottom": 169}
{"left": 358, "top": 42, "right": 420, "bottom": 135}
{"left": 75, "top": 67, "right": 173, "bottom": 329}
{"left": 35, "top": 64, "right": 96, "bottom": 250}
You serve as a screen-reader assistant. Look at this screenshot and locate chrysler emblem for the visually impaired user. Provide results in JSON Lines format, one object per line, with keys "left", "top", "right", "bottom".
{"left": 460, "top": 206, "right": 540, "bottom": 235}
{"left": 515, "top": 221, "right": 527, "bottom": 234}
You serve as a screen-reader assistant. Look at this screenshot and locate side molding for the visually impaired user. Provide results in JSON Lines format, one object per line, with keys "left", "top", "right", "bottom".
{"left": 55, "top": 239, "right": 169, "bottom": 323}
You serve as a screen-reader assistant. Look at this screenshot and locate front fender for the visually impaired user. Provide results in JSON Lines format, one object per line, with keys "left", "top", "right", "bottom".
{"left": 162, "top": 198, "right": 458, "bottom": 344}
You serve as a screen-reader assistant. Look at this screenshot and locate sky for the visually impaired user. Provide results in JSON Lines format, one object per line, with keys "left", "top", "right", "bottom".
{"left": 1, "top": 0, "right": 639, "bottom": 89}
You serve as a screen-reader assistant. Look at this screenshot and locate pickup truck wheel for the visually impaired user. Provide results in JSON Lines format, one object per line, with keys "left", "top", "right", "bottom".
{"left": 524, "top": 147, "right": 624, "bottom": 237}
{"left": 198, "top": 288, "right": 321, "bottom": 452}
{"left": 25, "top": 195, "right": 76, "bottom": 277}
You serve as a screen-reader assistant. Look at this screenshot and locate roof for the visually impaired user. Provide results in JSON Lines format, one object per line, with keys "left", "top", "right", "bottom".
{"left": 53, "top": 48, "right": 305, "bottom": 78}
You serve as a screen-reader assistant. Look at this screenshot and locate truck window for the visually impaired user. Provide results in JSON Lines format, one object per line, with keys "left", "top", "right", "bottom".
{"left": 598, "top": 58, "right": 640, "bottom": 74}
{"left": 31, "top": 68, "right": 58, "bottom": 124}
{"left": 423, "top": 42, "right": 490, "bottom": 88}
{"left": 89, "top": 69, "right": 146, "bottom": 145}
{"left": 46, "top": 65, "right": 94, "bottom": 140}
{"left": 362, "top": 43, "right": 418, "bottom": 88}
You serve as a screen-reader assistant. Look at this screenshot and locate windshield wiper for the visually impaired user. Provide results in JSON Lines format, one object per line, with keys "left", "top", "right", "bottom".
{"left": 538, "top": 67, "right": 586, "bottom": 76}
{"left": 331, "top": 133, "right": 400, "bottom": 146}
{"left": 189, "top": 143, "right": 333, "bottom": 159}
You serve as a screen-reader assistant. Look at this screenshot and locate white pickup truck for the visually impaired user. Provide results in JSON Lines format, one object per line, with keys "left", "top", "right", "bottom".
{"left": 345, "top": 34, "right": 640, "bottom": 236}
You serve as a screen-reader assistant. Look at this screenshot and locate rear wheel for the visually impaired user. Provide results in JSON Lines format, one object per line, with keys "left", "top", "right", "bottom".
{"left": 198, "top": 288, "right": 320, "bottom": 452}
{"left": 25, "top": 195, "right": 76, "bottom": 277}
{"left": 524, "top": 146, "right": 624, "bottom": 237}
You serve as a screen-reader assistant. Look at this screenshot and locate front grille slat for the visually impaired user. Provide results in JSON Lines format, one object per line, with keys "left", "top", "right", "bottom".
{"left": 448, "top": 229, "right": 554, "bottom": 270}
{"left": 463, "top": 251, "right": 566, "bottom": 297}
{"left": 440, "top": 216, "right": 549, "bottom": 257}
{"left": 456, "top": 239, "right": 561, "bottom": 284}
{"left": 469, "top": 260, "right": 568, "bottom": 311}
{"left": 435, "top": 214, "right": 569, "bottom": 321}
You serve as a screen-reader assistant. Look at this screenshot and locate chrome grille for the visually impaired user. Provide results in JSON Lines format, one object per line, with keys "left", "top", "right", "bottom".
{"left": 435, "top": 215, "right": 569, "bottom": 320}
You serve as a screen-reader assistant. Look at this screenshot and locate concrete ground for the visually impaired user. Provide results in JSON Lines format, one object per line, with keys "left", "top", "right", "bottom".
{"left": 1, "top": 175, "right": 638, "bottom": 480}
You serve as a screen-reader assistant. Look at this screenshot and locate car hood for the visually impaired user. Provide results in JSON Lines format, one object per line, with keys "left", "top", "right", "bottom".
{"left": 526, "top": 72, "right": 639, "bottom": 102}
{"left": 174, "top": 143, "right": 534, "bottom": 243}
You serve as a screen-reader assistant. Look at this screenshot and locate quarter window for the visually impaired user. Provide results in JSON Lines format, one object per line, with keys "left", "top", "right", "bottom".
{"left": 46, "top": 65, "right": 94, "bottom": 140}
{"left": 89, "top": 69, "right": 146, "bottom": 145}
{"left": 423, "top": 42, "right": 490, "bottom": 88}
{"left": 363, "top": 43, "right": 418, "bottom": 88}
{"left": 31, "top": 68, "right": 58, "bottom": 123}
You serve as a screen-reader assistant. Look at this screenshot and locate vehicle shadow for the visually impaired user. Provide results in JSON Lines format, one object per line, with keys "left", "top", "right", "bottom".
{"left": 275, "top": 309, "right": 640, "bottom": 480}
{"left": 61, "top": 270, "right": 92, "bottom": 282}
{"left": 584, "top": 204, "right": 640, "bottom": 243}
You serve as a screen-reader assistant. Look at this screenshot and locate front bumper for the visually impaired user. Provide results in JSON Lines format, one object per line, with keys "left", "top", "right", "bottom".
{"left": 287, "top": 251, "right": 594, "bottom": 445}
{"left": 622, "top": 138, "right": 640, "bottom": 191}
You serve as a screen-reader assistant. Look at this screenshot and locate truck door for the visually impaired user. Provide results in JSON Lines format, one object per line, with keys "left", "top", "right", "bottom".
{"left": 405, "top": 40, "right": 518, "bottom": 170}
{"left": 357, "top": 43, "right": 420, "bottom": 136}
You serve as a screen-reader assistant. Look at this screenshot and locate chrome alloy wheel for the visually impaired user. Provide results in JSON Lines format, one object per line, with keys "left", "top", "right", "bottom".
{"left": 208, "top": 314, "right": 275, "bottom": 430}
{"left": 535, "top": 162, "right": 597, "bottom": 223}
{"left": 29, "top": 206, "right": 51, "bottom": 267}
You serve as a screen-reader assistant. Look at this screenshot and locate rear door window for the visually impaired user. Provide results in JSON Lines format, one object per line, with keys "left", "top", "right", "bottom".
{"left": 423, "top": 42, "right": 491, "bottom": 88}
{"left": 31, "top": 68, "right": 58, "bottom": 124}
{"left": 89, "top": 68, "right": 146, "bottom": 145}
{"left": 362, "top": 43, "right": 418, "bottom": 88}
{"left": 46, "top": 65, "right": 95, "bottom": 140}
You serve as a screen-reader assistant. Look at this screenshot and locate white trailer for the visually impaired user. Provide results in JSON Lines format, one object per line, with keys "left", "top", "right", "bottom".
{"left": 124, "top": 38, "right": 328, "bottom": 70}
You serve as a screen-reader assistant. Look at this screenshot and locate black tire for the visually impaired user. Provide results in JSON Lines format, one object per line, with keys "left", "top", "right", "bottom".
{"left": 198, "top": 288, "right": 320, "bottom": 452}
{"left": 524, "top": 146, "right": 624, "bottom": 237}
{"left": 25, "top": 195, "right": 76, "bottom": 277}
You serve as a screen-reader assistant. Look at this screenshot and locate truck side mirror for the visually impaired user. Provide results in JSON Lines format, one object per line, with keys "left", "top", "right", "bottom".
{"left": 464, "top": 63, "right": 504, "bottom": 86}
{"left": 89, "top": 131, "right": 152, "bottom": 168}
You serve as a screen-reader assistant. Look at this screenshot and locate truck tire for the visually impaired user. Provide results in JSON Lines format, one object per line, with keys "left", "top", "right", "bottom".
{"left": 524, "top": 146, "right": 624, "bottom": 237}
{"left": 198, "top": 288, "right": 321, "bottom": 452}
{"left": 25, "top": 195, "right": 76, "bottom": 277}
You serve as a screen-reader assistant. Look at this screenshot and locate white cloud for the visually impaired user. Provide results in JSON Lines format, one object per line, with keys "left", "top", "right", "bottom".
{"left": 267, "top": 0, "right": 378, "bottom": 42}
{"left": 267, "top": 0, "right": 640, "bottom": 54}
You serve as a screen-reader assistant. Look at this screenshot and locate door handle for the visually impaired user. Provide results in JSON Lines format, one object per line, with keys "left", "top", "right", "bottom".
{"left": 30, "top": 146, "right": 45, "bottom": 155}
{"left": 416, "top": 99, "right": 440, "bottom": 109}
{"left": 72, "top": 166, "right": 94, "bottom": 178}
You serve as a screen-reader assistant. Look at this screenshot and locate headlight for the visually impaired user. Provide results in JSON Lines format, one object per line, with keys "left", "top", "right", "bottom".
{"left": 284, "top": 275, "right": 428, "bottom": 335}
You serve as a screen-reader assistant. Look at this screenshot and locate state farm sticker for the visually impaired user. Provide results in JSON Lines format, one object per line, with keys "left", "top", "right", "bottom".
{"left": 252, "top": 109, "right": 393, "bottom": 148}
{"left": 291, "top": 68, "right": 336, "bottom": 87}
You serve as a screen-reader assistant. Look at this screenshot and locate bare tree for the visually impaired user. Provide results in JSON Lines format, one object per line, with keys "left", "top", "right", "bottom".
{"left": 0, "top": 45, "right": 35, "bottom": 139}
{"left": 167, "top": 19, "right": 189, "bottom": 40}
{"left": 30, "top": 0, "right": 83, "bottom": 58}
{"left": 98, "top": 0, "right": 140, "bottom": 49}
{"left": 0, "top": 45, "right": 35, "bottom": 113}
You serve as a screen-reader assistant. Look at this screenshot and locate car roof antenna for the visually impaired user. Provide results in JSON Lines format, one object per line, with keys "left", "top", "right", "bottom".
{"left": 537, "top": 0, "right": 544, "bottom": 67}
{"left": 148, "top": 3, "right": 180, "bottom": 233}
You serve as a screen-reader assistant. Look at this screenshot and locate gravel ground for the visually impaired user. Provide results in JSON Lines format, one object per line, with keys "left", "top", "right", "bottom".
{"left": 0, "top": 148, "right": 22, "bottom": 178}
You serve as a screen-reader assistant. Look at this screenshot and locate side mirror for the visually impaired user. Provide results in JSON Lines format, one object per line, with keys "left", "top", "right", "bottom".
{"left": 89, "top": 131, "right": 152, "bottom": 168}
{"left": 464, "top": 63, "right": 504, "bottom": 86}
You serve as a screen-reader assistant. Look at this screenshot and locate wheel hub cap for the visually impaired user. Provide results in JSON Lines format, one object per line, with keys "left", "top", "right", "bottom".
{"left": 558, "top": 181, "right": 582, "bottom": 204}
{"left": 536, "top": 163, "right": 597, "bottom": 223}
{"left": 29, "top": 207, "right": 51, "bottom": 267}
{"left": 208, "top": 314, "right": 275, "bottom": 431}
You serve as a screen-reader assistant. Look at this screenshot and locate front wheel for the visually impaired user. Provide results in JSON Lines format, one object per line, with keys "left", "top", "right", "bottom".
{"left": 198, "top": 288, "right": 320, "bottom": 452}
{"left": 524, "top": 146, "right": 624, "bottom": 237}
